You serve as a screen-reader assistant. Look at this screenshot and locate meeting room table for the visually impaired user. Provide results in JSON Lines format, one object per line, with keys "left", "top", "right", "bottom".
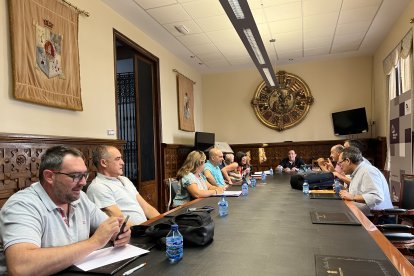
{"left": 60, "top": 173, "right": 414, "bottom": 275}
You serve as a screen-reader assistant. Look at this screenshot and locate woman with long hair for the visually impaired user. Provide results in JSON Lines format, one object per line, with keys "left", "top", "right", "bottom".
{"left": 173, "top": 150, "right": 224, "bottom": 206}
{"left": 234, "top": 151, "right": 251, "bottom": 177}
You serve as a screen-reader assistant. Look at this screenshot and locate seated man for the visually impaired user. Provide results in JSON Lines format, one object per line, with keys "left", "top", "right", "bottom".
{"left": 221, "top": 153, "right": 242, "bottom": 185}
{"left": 203, "top": 148, "right": 227, "bottom": 187}
{"left": 338, "top": 147, "right": 393, "bottom": 217}
{"left": 344, "top": 139, "right": 372, "bottom": 165}
{"left": 0, "top": 146, "right": 130, "bottom": 275}
{"left": 317, "top": 144, "right": 350, "bottom": 185}
{"left": 87, "top": 145, "right": 160, "bottom": 226}
{"left": 277, "top": 149, "right": 305, "bottom": 173}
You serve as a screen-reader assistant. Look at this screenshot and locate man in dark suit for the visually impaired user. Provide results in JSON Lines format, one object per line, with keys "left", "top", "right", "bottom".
{"left": 277, "top": 149, "right": 305, "bottom": 173}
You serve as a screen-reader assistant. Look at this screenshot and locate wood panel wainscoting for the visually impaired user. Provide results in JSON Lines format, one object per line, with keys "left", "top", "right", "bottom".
{"left": 231, "top": 137, "right": 387, "bottom": 173}
{"left": 0, "top": 133, "right": 126, "bottom": 208}
{"left": 159, "top": 137, "right": 386, "bottom": 212}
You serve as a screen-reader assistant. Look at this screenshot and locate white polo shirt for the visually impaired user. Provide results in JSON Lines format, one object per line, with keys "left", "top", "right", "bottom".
{"left": 87, "top": 173, "right": 147, "bottom": 225}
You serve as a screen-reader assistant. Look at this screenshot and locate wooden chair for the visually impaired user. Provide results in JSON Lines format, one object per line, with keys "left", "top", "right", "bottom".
{"left": 371, "top": 174, "right": 414, "bottom": 258}
{"left": 164, "top": 178, "right": 179, "bottom": 211}
{"left": 371, "top": 174, "right": 414, "bottom": 224}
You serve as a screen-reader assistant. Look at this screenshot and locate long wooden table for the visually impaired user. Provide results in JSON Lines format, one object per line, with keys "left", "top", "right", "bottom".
{"left": 63, "top": 174, "right": 414, "bottom": 275}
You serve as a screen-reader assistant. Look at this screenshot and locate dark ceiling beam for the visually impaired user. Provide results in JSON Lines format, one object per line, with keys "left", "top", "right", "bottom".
{"left": 219, "top": 0, "right": 279, "bottom": 88}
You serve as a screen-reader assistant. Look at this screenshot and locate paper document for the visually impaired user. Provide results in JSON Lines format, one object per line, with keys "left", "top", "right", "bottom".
{"left": 74, "top": 244, "right": 149, "bottom": 271}
{"left": 253, "top": 170, "right": 271, "bottom": 175}
{"left": 212, "top": 191, "right": 242, "bottom": 197}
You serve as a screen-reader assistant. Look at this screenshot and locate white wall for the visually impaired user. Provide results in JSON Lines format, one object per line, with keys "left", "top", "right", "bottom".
{"left": 202, "top": 56, "right": 373, "bottom": 144}
{"left": 0, "top": 0, "right": 201, "bottom": 144}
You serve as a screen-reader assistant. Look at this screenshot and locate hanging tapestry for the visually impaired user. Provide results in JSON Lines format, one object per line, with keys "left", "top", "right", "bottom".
{"left": 177, "top": 74, "right": 195, "bottom": 132}
{"left": 9, "top": 0, "right": 83, "bottom": 110}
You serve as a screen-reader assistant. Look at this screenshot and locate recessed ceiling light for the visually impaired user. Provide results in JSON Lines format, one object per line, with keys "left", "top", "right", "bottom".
{"left": 174, "top": 25, "right": 190, "bottom": 35}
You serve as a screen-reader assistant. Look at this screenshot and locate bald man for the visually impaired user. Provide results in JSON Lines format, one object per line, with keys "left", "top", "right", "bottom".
{"left": 203, "top": 148, "right": 226, "bottom": 187}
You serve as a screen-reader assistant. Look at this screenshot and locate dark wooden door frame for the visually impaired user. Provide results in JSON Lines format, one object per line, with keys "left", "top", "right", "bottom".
{"left": 113, "top": 29, "right": 163, "bottom": 210}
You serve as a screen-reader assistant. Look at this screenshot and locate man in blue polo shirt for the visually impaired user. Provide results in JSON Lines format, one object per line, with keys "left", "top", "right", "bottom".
{"left": 204, "top": 148, "right": 226, "bottom": 187}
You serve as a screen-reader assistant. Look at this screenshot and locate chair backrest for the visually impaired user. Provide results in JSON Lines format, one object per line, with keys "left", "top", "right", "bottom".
{"left": 165, "top": 178, "right": 179, "bottom": 211}
{"left": 380, "top": 169, "right": 390, "bottom": 185}
{"left": 400, "top": 174, "right": 414, "bottom": 210}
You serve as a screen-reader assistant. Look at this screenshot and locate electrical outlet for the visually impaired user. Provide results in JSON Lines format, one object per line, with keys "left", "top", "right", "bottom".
{"left": 107, "top": 129, "right": 115, "bottom": 136}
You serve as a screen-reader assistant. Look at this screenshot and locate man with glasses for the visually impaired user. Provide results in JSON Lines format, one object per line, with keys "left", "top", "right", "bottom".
{"left": 87, "top": 145, "right": 160, "bottom": 226}
{"left": 0, "top": 146, "right": 131, "bottom": 275}
{"left": 338, "top": 147, "right": 393, "bottom": 217}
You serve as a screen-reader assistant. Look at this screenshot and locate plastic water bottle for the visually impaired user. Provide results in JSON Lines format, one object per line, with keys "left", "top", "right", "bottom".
{"left": 302, "top": 180, "right": 310, "bottom": 195}
{"left": 218, "top": 195, "right": 229, "bottom": 216}
{"left": 166, "top": 224, "right": 183, "bottom": 263}
{"left": 242, "top": 179, "right": 249, "bottom": 196}
{"left": 269, "top": 167, "right": 274, "bottom": 175}
{"left": 334, "top": 178, "right": 341, "bottom": 195}
{"left": 261, "top": 171, "right": 267, "bottom": 184}
{"left": 251, "top": 177, "right": 257, "bottom": 188}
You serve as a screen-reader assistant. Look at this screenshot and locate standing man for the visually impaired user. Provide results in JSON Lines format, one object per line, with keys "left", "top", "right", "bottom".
{"left": 277, "top": 149, "right": 305, "bottom": 173}
{"left": 87, "top": 145, "right": 160, "bottom": 226}
{"left": 203, "top": 148, "right": 227, "bottom": 187}
{"left": 338, "top": 147, "right": 393, "bottom": 216}
{"left": 0, "top": 146, "right": 130, "bottom": 275}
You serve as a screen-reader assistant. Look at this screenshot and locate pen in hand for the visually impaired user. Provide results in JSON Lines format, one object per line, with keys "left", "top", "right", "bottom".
{"left": 122, "top": 262, "right": 146, "bottom": 276}
{"left": 114, "top": 215, "right": 130, "bottom": 245}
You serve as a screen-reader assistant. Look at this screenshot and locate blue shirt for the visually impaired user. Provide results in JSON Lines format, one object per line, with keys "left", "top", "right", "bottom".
{"left": 204, "top": 160, "right": 226, "bottom": 187}
{"left": 349, "top": 162, "right": 393, "bottom": 211}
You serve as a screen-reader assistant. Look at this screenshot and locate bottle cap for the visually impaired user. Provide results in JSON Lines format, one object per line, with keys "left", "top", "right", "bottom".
{"left": 171, "top": 224, "right": 178, "bottom": 230}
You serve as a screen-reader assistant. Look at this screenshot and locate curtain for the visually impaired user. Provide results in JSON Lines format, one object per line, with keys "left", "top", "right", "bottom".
{"left": 384, "top": 30, "right": 413, "bottom": 202}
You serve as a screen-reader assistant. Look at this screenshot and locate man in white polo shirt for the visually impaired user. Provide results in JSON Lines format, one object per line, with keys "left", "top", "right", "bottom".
{"left": 0, "top": 146, "right": 130, "bottom": 275}
{"left": 87, "top": 145, "right": 160, "bottom": 226}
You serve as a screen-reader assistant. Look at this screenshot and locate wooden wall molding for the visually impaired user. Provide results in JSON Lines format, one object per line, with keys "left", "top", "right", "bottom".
{"left": 0, "top": 133, "right": 126, "bottom": 208}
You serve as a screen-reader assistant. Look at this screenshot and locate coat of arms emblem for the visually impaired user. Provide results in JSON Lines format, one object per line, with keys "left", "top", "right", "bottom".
{"left": 35, "top": 24, "right": 63, "bottom": 78}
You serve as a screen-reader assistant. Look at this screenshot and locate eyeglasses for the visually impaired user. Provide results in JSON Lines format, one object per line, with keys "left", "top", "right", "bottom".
{"left": 52, "top": 171, "right": 90, "bottom": 183}
{"left": 337, "top": 159, "right": 348, "bottom": 165}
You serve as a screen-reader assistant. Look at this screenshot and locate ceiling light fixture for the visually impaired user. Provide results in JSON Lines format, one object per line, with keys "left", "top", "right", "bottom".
{"left": 243, "top": 29, "right": 265, "bottom": 64}
{"left": 228, "top": 0, "right": 245, "bottom": 19}
{"left": 263, "top": 68, "right": 275, "bottom": 87}
{"left": 174, "top": 25, "right": 190, "bottom": 35}
{"left": 220, "top": 0, "right": 278, "bottom": 88}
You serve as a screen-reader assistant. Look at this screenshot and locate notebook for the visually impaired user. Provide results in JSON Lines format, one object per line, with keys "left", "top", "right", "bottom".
{"left": 309, "top": 193, "right": 341, "bottom": 200}
{"left": 310, "top": 211, "right": 361, "bottom": 225}
{"left": 65, "top": 254, "right": 145, "bottom": 275}
{"left": 315, "top": 255, "right": 400, "bottom": 276}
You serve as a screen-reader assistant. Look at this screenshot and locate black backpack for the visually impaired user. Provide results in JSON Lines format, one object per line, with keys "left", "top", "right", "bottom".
{"left": 142, "top": 210, "right": 215, "bottom": 246}
{"left": 290, "top": 172, "right": 335, "bottom": 190}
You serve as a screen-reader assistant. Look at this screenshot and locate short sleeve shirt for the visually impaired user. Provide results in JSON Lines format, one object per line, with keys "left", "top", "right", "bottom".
{"left": 173, "top": 173, "right": 208, "bottom": 206}
{"left": 0, "top": 182, "right": 107, "bottom": 250}
{"left": 87, "top": 173, "right": 147, "bottom": 225}
{"left": 204, "top": 160, "right": 226, "bottom": 187}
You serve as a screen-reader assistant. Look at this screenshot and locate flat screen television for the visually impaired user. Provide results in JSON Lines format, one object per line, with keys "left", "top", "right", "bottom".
{"left": 331, "top": 107, "right": 369, "bottom": 135}
{"left": 195, "top": 132, "right": 215, "bottom": 152}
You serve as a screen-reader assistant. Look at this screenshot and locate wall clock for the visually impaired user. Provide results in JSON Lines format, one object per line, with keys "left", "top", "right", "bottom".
{"left": 251, "top": 71, "right": 314, "bottom": 131}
